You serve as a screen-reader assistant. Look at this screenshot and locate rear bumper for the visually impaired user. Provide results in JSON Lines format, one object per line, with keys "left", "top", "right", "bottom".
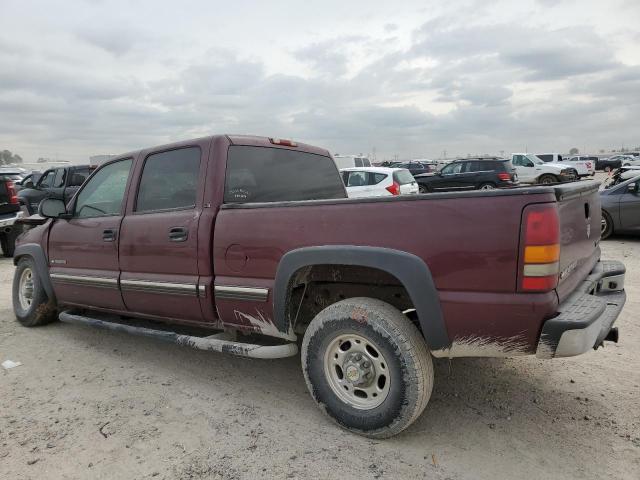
{"left": 536, "top": 260, "right": 626, "bottom": 358}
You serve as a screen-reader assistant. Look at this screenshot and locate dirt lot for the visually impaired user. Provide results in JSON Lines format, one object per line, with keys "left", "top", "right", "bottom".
{"left": 0, "top": 238, "right": 638, "bottom": 479}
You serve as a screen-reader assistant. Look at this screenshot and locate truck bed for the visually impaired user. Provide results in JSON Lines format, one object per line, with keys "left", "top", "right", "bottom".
{"left": 214, "top": 181, "right": 601, "bottom": 354}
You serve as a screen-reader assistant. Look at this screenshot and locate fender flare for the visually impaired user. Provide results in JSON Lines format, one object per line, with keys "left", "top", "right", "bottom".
{"left": 273, "top": 245, "right": 449, "bottom": 351}
{"left": 13, "top": 243, "right": 56, "bottom": 302}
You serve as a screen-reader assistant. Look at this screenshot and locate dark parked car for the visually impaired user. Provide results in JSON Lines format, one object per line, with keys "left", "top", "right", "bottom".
{"left": 596, "top": 156, "right": 625, "bottom": 172}
{"left": 600, "top": 174, "right": 640, "bottom": 239}
{"left": 18, "top": 165, "right": 94, "bottom": 214}
{"left": 414, "top": 157, "right": 517, "bottom": 193}
{"left": 393, "top": 161, "right": 433, "bottom": 176}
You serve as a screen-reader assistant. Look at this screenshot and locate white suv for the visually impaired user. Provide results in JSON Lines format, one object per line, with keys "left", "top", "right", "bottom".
{"left": 512, "top": 153, "right": 578, "bottom": 184}
{"left": 340, "top": 167, "right": 419, "bottom": 197}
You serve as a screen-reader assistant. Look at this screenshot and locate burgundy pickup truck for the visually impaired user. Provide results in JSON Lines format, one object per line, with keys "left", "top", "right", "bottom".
{"left": 12, "top": 135, "right": 626, "bottom": 438}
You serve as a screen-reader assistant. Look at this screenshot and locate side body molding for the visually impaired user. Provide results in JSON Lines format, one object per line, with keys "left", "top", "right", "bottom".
{"left": 13, "top": 243, "right": 56, "bottom": 302}
{"left": 273, "top": 246, "right": 449, "bottom": 351}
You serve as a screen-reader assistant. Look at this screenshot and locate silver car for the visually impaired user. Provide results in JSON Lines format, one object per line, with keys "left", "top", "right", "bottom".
{"left": 600, "top": 174, "right": 640, "bottom": 239}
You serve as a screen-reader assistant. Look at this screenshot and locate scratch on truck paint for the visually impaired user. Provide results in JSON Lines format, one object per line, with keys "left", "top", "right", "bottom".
{"left": 432, "top": 335, "right": 530, "bottom": 358}
{"left": 233, "top": 309, "right": 297, "bottom": 341}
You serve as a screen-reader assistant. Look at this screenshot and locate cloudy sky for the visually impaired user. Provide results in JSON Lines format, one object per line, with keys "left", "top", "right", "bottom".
{"left": 1, "top": 0, "right": 639, "bottom": 162}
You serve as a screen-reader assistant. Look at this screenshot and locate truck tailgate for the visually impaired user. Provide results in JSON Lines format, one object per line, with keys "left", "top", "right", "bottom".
{"left": 553, "top": 181, "right": 601, "bottom": 303}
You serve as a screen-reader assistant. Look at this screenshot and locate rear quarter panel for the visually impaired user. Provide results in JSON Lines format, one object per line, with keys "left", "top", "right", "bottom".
{"left": 214, "top": 191, "right": 560, "bottom": 351}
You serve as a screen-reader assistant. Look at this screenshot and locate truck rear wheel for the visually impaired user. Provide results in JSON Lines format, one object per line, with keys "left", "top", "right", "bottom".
{"left": 301, "top": 297, "right": 433, "bottom": 438}
{"left": 1, "top": 229, "right": 17, "bottom": 257}
{"left": 12, "top": 257, "right": 58, "bottom": 327}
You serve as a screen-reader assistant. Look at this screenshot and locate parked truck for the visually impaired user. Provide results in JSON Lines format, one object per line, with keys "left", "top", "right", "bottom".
{"left": 0, "top": 176, "right": 23, "bottom": 257}
{"left": 12, "top": 135, "right": 626, "bottom": 438}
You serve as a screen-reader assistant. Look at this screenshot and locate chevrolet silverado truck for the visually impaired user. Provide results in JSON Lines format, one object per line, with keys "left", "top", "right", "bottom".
{"left": 12, "top": 135, "right": 626, "bottom": 438}
{"left": 0, "top": 175, "right": 23, "bottom": 257}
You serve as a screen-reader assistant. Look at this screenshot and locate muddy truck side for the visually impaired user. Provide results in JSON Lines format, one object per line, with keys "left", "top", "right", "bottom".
{"left": 12, "top": 134, "right": 626, "bottom": 438}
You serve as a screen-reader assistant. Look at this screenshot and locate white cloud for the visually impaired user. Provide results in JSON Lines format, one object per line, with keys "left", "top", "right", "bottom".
{"left": 0, "top": 0, "right": 638, "bottom": 162}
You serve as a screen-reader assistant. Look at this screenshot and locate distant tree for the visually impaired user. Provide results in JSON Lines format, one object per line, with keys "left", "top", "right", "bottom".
{"left": 0, "top": 149, "right": 23, "bottom": 165}
{"left": 569, "top": 147, "right": 579, "bottom": 155}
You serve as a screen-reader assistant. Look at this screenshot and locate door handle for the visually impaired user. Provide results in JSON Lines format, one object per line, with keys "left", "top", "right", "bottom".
{"left": 103, "top": 229, "right": 117, "bottom": 242}
{"left": 169, "top": 226, "right": 188, "bottom": 242}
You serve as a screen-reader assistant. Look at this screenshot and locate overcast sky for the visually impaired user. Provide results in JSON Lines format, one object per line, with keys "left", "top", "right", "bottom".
{"left": 1, "top": 0, "right": 639, "bottom": 162}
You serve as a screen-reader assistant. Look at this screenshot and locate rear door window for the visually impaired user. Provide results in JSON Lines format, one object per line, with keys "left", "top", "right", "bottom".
{"left": 346, "top": 171, "right": 368, "bottom": 187}
{"left": 136, "top": 147, "right": 201, "bottom": 212}
{"left": 224, "top": 146, "right": 346, "bottom": 203}
{"left": 363, "top": 158, "right": 371, "bottom": 167}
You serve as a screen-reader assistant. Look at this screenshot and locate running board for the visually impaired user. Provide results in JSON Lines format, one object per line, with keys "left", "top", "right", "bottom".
{"left": 58, "top": 312, "right": 298, "bottom": 359}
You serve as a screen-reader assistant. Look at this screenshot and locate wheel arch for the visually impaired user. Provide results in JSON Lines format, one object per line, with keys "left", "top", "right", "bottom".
{"left": 273, "top": 246, "right": 449, "bottom": 351}
{"left": 13, "top": 243, "right": 56, "bottom": 301}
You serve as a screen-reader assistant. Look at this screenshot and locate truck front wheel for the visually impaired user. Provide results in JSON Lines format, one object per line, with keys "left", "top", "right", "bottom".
{"left": 301, "top": 297, "right": 433, "bottom": 438}
{"left": 12, "top": 257, "right": 58, "bottom": 327}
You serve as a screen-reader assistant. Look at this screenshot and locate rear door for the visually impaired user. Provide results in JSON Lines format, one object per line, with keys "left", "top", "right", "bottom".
{"left": 48, "top": 158, "right": 133, "bottom": 310}
{"left": 118, "top": 144, "right": 207, "bottom": 321}
{"left": 435, "top": 162, "right": 468, "bottom": 190}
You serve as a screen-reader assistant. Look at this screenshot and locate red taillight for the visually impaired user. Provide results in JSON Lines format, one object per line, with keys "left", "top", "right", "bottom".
{"left": 520, "top": 204, "right": 560, "bottom": 292}
{"left": 386, "top": 181, "right": 400, "bottom": 196}
{"left": 5, "top": 180, "right": 18, "bottom": 205}
{"left": 498, "top": 172, "right": 511, "bottom": 181}
{"left": 269, "top": 138, "right": 297, "bottom": 147}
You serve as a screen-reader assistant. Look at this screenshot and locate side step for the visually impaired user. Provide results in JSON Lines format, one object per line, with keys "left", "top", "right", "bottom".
{"left": 59, "top": 312, "right": 298, "bottom": 359}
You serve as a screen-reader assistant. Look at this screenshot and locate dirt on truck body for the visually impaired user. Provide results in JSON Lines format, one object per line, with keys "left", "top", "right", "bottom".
{"left": 12, "top": 134, "right": 626, "bottom": 437}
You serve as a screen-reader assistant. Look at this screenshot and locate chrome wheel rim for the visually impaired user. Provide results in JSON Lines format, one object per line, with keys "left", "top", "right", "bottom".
{"left": 18, "top": 267, "right": 34, "bottom": 311}
{"left": 601, "top": 216, "right": 608, "bottom": 235}
{"left": 323, "top": 333, "right": 390, "bottom": 410}
{"left": 480, "top": 184, "right": 495, "bottom": 190}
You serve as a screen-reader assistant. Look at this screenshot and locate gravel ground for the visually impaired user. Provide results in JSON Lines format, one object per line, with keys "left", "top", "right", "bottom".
{"left": 0, "top": 237, "right": 638, "bottom": 480}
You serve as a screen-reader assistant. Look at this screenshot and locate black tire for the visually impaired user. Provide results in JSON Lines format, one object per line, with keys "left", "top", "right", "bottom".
{"left": 418, "top": 184, "right": 429, "bottom": 194}
{"left": 12, "top": 257, "right": 58, "bottom": 327}
{"left": 604, "top": 166, "right": 611, "bottom": 173}
{"left": 1, "top": 229, "right": 17, "bottom": 257}
{"left": 601, "top": 210, "right": 613, "bottom": 240}
{"left": 538, "top": 174, "right": 557, "bottom": 185}
{"left": 478, "top": 182, "right": 496, "bottom": 190}
{"left": 301, "top": 297, "right": 433, "bottom": 438}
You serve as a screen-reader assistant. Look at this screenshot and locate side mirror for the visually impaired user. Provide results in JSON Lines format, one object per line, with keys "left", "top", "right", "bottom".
{"left": 628, "top": 183, "right": 638, "bottom": 194}
{"left": 24, "top": 181, "right": 34, "bottom": 189}
{"left": 38, "top": 198, "right": 69, "bottom": 219}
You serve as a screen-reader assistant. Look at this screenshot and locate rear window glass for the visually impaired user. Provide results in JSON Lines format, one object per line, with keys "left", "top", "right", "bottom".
{"left": 224, "top": 146, "right": 346, "bottom": 203}
{"left": 394, "top": 169, "right": 415, "bottom": 184}
{"left": 373, "top": 173, "right": 387, "bottom": 184}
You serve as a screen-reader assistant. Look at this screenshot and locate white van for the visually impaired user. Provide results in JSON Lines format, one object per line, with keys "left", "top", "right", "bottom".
{"left": 333, "top": 154, "right": 372, "bottom": 169}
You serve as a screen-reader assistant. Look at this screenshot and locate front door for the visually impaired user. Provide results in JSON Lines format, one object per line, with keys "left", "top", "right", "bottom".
{"left": 118, "top": 145, "right": 205, "bottom": 322}
{"left": 48, "top": 158, "right": 134, "bottom": 310}
{"left": 433, "top": 162, "right": 465, "bottom": 190}
{"left": 512, "top": 155, "right": 537, "bottom": 183}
